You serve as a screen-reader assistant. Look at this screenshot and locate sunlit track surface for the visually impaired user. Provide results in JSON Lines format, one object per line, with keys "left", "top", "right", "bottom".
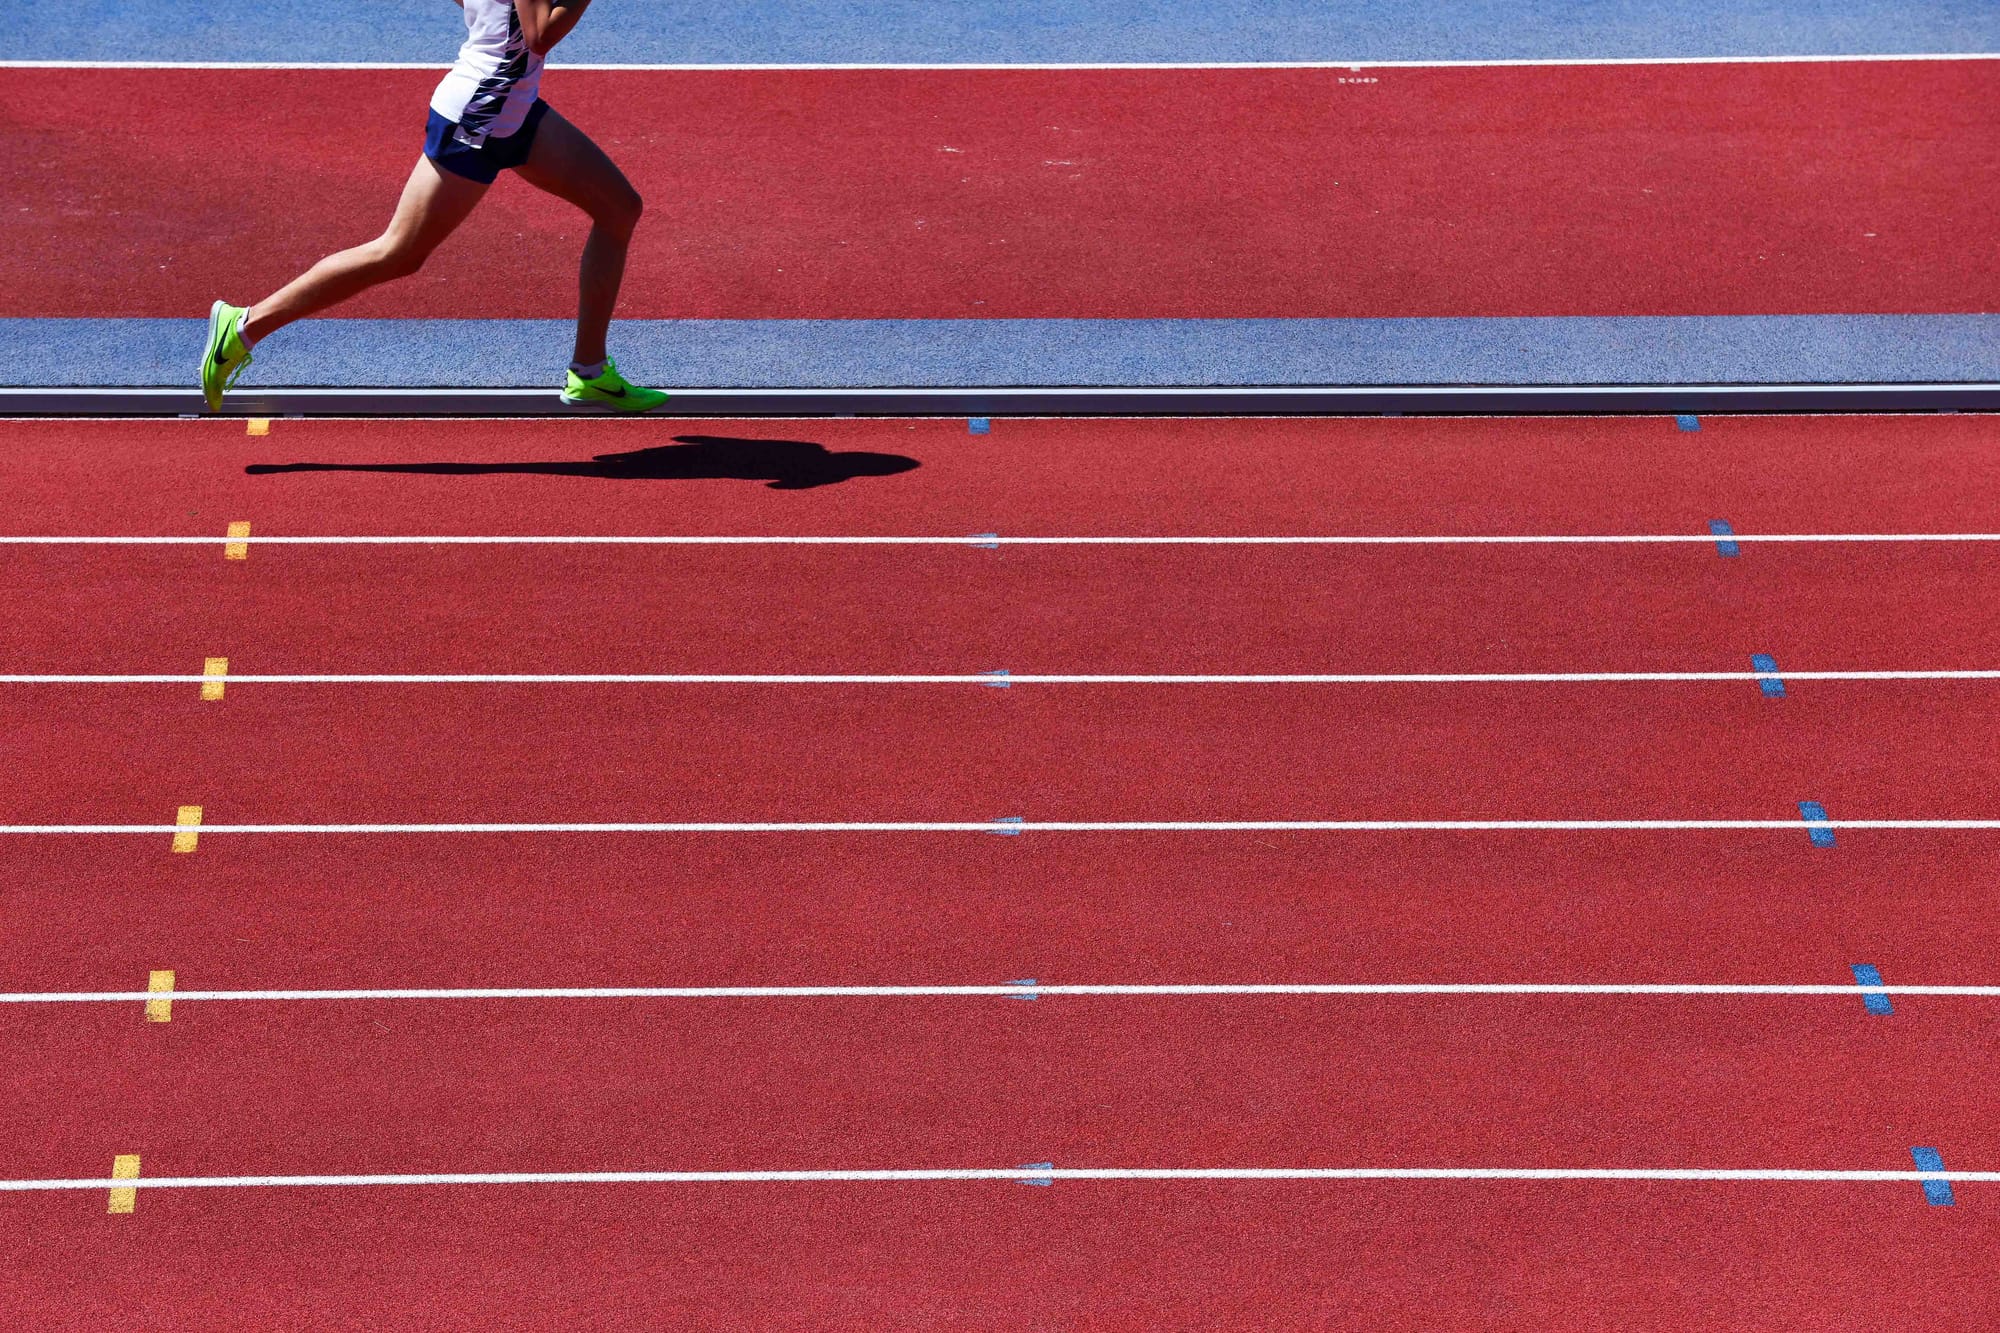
{"left": 7, "top": 412, "right": 2000, "bottom": 1329}
{"left": 6, "top": 56, "right": 1996, "bottom": 399}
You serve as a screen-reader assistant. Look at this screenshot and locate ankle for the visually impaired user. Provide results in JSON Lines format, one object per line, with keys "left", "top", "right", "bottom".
{"left": 237, "top": 308, "right": 261, "bottom": 349}
{"left": 570, "top": 358, "right": 607, "bottom": 379}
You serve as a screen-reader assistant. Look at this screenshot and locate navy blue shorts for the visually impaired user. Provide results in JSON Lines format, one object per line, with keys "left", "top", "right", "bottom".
{"left": 423, "top": 99, "right": 551, "bottom": 185}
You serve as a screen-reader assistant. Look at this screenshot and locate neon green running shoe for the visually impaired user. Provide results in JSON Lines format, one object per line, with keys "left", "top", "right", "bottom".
{"left": 560, "top": 358, "right": 670, "bottom": 412}
{"left": 199, "top": 300, "right": 253, "bottom": 412}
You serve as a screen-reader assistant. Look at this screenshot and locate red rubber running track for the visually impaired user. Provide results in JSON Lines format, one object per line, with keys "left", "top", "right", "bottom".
{"left": 2, "top": 412, "right": 1999, "bottom": 1328}
{"left": 6, "top": 62, "right": 1997, "bottom": 318}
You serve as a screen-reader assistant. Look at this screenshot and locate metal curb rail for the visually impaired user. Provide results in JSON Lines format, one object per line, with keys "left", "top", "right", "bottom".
{"left": 3, "top": 384, "right": 1997, "bottom": 418}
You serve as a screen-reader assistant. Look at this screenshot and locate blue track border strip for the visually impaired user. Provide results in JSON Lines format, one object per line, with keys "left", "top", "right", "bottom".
{"left": 15, "top": 1, "right": 2000, "bottom": 64}
{"left": 18, "top": 317, "right": 1997, "bottom": 393}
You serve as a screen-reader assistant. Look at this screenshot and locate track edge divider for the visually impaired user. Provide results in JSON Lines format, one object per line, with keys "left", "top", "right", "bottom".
{"left": 4, "top": 384, "right": 1998, "bottom": 418}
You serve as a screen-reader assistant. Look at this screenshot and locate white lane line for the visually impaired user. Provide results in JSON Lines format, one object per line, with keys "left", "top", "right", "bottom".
{"left": 3, "top": 671, "right": 1998, "bottom": 685}
{"left": 4, "top": 983, "right": 1997, "bottom": 1003}
{"left": 3, "top": 53, "right": 1994, "bottom": 71}
{"left": 6, "top": 533, "right": 2000, "bottom": 545}
{"left": 2, "top": 1166, "right": 1993, "bottom": 1191}
{"left": 2, "top": 820, "right": 1996, "bottom": 834}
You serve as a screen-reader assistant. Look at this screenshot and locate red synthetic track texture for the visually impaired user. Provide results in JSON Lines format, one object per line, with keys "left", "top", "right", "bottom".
{"left": 12, "top": 415, "right": 2000, "bottom": 676}
{"left": 7, "top": 834, "right": 2000, "bottom": 989}
{"left": 6, "top": 413, "right": 2000, "bottom": 534}
{"left": 7, "top": 680, "right": 1999, "bottom": 823}
{"left": 5, "top": 1185, "right": 1996, "bottom": 1331}
{"left": 14, "top": 544, "right": 2000, "bottom": 672}
{"left": 5, "top": 63, "right": 1996, "bottom": 319}
{"left": 4, "top": 413, "right": 2000, "bottom": 1329}
{"left": 7, "top": 996, "right": 1986, "bottom": 1171}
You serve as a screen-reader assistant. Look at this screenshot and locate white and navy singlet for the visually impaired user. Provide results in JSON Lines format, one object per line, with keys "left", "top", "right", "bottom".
{"left": 430, "top": 0, "right": 546, "bottom": 145}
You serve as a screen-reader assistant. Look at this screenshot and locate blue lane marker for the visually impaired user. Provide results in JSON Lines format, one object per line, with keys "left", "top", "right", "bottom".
{"left": 1017, "top": 1162, "right": 1055, "bottom": 1187}
{"left": 1677, "top": 415, "right": 1701, "bottom": 432}
{"left": 989, "top": 816, "right": 1025, "bottom": 836}
{"left": 1851, "top": 964, "right": 1894, "bottom": 1015}
{"left": 969, "top": 418, "right": 991, "bottom": 434}
{"left": 969, "top": 532, "right": 1000, "bottom": 549}
{"left": 983, "top": 669, "right": 1012, "bottom": 688}
{"left": 1710, "top": 519, "right": 1740, "bottom": 557}
{"left": 1006, "top": 978, "right": 1039, "bottom": 1001}
{"left": 1798, "top": 801, "right": 1837, "bottom": 848}
{"left": 1911, "top": 1147, "right": 1954, "bottom": 1206}
{"left": 1751, "top": 653, "right": 1786, "bottom": 698}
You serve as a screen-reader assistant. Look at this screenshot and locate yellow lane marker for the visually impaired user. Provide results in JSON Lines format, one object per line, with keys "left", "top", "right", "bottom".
{"left": 246, "top": 418, "right": 270, "bottom": 437}
{"left": 108, "top": 1155, "right": 141, "bottom": 1214}
{"left": 225, "top": 522, "right": 251, "bottom": 560}
{"left": 146, "top": 970, "right": 175, "bottom": 1023}
{"left": 172, "top": 806, "right": 203, "bottom": 854}
{"left": 200, "top": 657, "right": 229, "bottom": 701}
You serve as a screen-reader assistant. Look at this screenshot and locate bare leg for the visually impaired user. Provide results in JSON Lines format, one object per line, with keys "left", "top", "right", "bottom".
{"left": 514, "top": 106, "right": 644, "bottom": 367}
{"left": 239, "top": 156, "right": 489, "bottom": 346}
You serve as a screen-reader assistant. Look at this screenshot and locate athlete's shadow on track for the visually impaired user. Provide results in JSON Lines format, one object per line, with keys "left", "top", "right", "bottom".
{"left": 245, "top": 435, "right": 920, "bottom": 491}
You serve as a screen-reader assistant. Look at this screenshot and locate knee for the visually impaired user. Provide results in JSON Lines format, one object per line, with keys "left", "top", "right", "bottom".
{"left": 599, "top": 185, "right": 643, "bottom": 238}
{"left": 367, "top": 237, "right": 429, "bottom": 280}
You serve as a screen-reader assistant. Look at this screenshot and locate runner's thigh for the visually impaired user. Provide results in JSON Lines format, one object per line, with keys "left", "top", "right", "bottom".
{"left": 516, "top": 106, "right": 641, "bottom": 224}
{"left": 382, "top": 154, "right": 490, "bottom": 259}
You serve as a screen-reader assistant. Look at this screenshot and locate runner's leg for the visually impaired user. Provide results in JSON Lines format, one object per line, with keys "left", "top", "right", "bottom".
{"left": 239, "top": 155, "right": 489, "bottom": 346}
{"left": 513, "top": 105, "right": 644, "bottom": 368}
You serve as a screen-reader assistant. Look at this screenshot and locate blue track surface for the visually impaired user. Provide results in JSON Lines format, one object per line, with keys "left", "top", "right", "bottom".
{"left": 18, "top": 0, "right": 2000, "bottom": 63}
{"left": 14, "top": 316, "right": 1998, "bottom": 388}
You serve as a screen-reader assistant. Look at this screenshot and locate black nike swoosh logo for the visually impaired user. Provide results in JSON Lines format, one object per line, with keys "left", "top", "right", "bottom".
{"left": 602, "top": 385, "right": 627, "bottom": 398}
